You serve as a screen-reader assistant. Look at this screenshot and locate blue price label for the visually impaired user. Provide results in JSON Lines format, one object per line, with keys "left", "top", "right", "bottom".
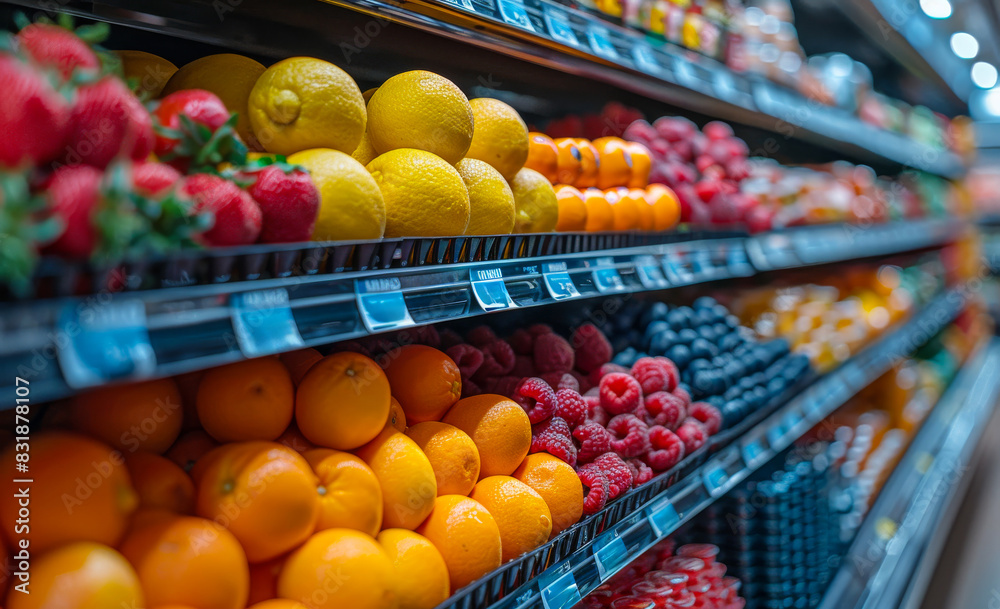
{"left": 231, "top": 288, "right": 304, "bottom": 357}
{"left": 543, "top": 5, "right": 579, "bottom": 46}
{"left": 586, "top": 24, "right": 618, "bottom": 60}
{"left": 805, "top": 393, "right": 825, "bottom": 418}
{"left": 728, "top": 246, "right": 753, "bottom": 276}
{"left": 471, "top": 268, "right": 515, "bottom": 312}
{"left": 543, "top": 263, "right": 581, "bottom": 300}
{"left": 766, "top": 421, "right": 786, "bottom": 448}
{"left": 592, "top": 529, "right": 629, "bottom": 580}
{"left": 631, "top": 42, "right": 660, "bottom": 74}
{"left": 57, "top": 300, "right": 156, "bottom": 387}
{"left": 662, "top": 256, "right": 694, "bottom": 286}
{"left": 741, "top": 437, "right": 765, "bottom": 467}
{"left": 634, "top": 256, "right": 668, "bottom": 290}
{"left": 356, "top": 277, "right": 415, "bottom": 333}
{"left": 499, "top": 0, "right": 535, "bottom": 31}
{"left": 539, "top": 567, "right": 581, "bottom": 609}
{"left": 439, "top": 0, "right": 476, "bottom": 10}
{"left": 783, "top": 409, "right": 803, "bottom": 435}
{"left": 645, "top": 496, "right": 680, "bottom": 537}
{"left": 592, "top": 267, "right": 625, "bottom": 293}
{"left": 702, "top": 464, "right": 727, "bottom": 495}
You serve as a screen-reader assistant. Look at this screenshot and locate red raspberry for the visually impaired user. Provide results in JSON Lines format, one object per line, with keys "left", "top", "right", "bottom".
{"left": 571, "top": 323, "right": 613, "bottom": 373}
{"left": 446, "top": 344, "right": 484, "bottom": 378}
{"left": 573, "top": 422, "right": 613, "bottom": 464}
{"left": 606, "top": 414, "right": 651, "bottom": 458}
{"left": 644, "top": 426, "right": 685, "bottom": 471}
{"left": 586, "top": 399, "right": 610, "bottom": 427}
{"left": 588, "top": 363, "right": 630, "bottom": 387}
{"left": 630, "top": 357, "right": 671, "bottom": 395}
{"left": 653, "top": 357, "right": 680, "bottom": 391}
{"left": 474, "top": 340, "right": 516, "bottom": 380}
{"left": 411, "top": 324, "right": 441, "bottom": 348}
{"left": 571, "top": 370, "right": 593, "bottom": 394}
{"left": 600, "top": 373, "right": 644, "bottom": 416}
{"left": 466, "top": 325, "right": 498, "bottom": 347}
{"left": 676, "top": 419, "right": 707, "bottom": 454}
{"left": 533, "top": 416, "right": 572, "bottom": 440}
{"left": 529, "top": 324, "right": 554, "bottom": 336}
{"left": 461, "top": 377, "right": 482, "bottom": 398}
{"left": 577, "top": 463, "right": 610, "bottom": 514}
{"left": 531, "top": 429, "right": 577, "bottom": 466}
{"left": 688, "top": 402, "right": 722, "bottom": 435}
{"left": 511, "top": 355, "right": 535, "bottom": 378}
{"left": 439, "top": 329, "right": 464, "bottom": 351}
{"left": 672, "top": 385, "right": 692, "bottom": 407}
{"left": 628, "top": 458, "right": 654, "bottom": 485}
{"left": 594, "top": 452, "right": 634, "bottom": 498}
{"left": 554, "top": 388, "right": 587, "bottom": 427}
{"left": 643, "top": 391, "right": 687, "bottom": 430}
{"left": 541, "top": 372, "right": 580, "bottom": 392}
{"left": 484, "top": 375, "right": 521, "bottom": 398}
{"left": 534, "top": 333, "right": 575, "bottom": 373}
{"left": 509, "top": 329, "right": 535, "bottom": 355}
{"left": 515, "top": 377, "right": 558, "bottom": 424}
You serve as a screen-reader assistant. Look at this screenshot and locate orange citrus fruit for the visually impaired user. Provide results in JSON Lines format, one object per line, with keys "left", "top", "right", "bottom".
{"left": 197, "top": 358, "right": 294, "bottom": 442}
{"left": 512, "top": 453, "right": 584, "bottom": 536}
{"left": 554, "top": 138, "right": 582, "bottom": 185}
{"left": 6, "top": 542, "right": 143, "bottom": 609}
{"left": 119, "top": 514, "right": 249, "bottom": 609}
{"left": 276, "top": 423, "right": 315, "bottom": 453}
{"left": 626, "top": 188, "right": 654, "bottom": 231}
{"left": 525, "top": 132, "right": 559, "bottom": 183}
{"left": 250, "top": 601, "right": 309, "bottom": 609}
{"left": 626, "top": 142, "right": 652, "bottom": 188}
{"left": 296, "top": 352, "right": 391, "bottom": 450}
{"left": 280, "top": 348, "right": 324, "bottom": 385}
{"left": 248, "top": 556, "right": 285, "bottom": 605}
{"left": 125, "top": 450, "right": 196, "bottom": 514}
{"left": 594, "top": 137, "right": 633, "bottom": 190}
{"left": 387, "top": 397, "right": 407, "bottom": 432}
{"left": 377, "top": 529, "right": 450, "bottom": 609}
{"left": 605, "top": 188, "right": 640, "bottom": 231}
{"left": 415, "top": 495, "right": 502, "bottom": 592}
{"left": 69, "top": 378, "right": 183, "bottom": 453}
{"left": 582, "top": 188, "right": 614, "bottom": 232}
{"left": 405, "top": 421, "right": 481, "bottom": 496}
{"left": 381, "top": 345, "right": 462, "bottom": 424}
{"left": 174, "top": 370, "right": 204, "bottom": 431}
{"left": 355, "top": 426, "right": 437, "bottom": 530}
{"left": 470, "top": 476, "right": 552, "bottom": 562}
{"left": 165, "top": 429, "right": 219, "bottom": 472}
{"left": 441, "top": 394, "right": 531, "bottom": 478}
{"left": 554, "top": 184, "right": 588, "bottom": 231}
{"left": 278, "top": 529, "right": 397, "bottom": 609}
{"left": 194, "top": 442, "right": 321, "bottom": 562}
{"left": 574, "top": 139, "right": 600, "bottom": 189}
{"left": 0, "top": 431, "right": 138, "bottom": 554}
{"left": 302, "top": 448, "right": 383, "bottom": 536}
{"left": 645, "top": 184, "right": 681, "bottom": 231}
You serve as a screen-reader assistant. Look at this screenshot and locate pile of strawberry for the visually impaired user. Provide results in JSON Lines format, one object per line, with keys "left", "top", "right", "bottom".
{"left": 0, "top": 17, "right": 319, "bottom": 293}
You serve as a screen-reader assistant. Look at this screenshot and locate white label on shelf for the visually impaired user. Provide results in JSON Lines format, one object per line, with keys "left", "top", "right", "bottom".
{"left": 57, "top": 299, "right": 156, "bottom": 387}
{"left": 593, "top": 529, "right": 629, "bottom": 580}
{"left": 356, "top": 278, "right": 415, "bottom": 333}
{"left": 499, "top": 0, "right": 535, "bottom": 32}
{"left": 586, "top": 24, "right": 619, "bottom": 60}
{"left": 631, "top": 42, "right": 661, "bottom": 74}
{"left": 542, "top": 263, "right": 581, "bottom": 300}
{"left": 543, "top": 5, "right": 579, "bottom": 47}
{"left": 539, "top": 565, "right": 581, "bottom": 609}
{"left": 645, "top": 495, "right": 680, "bottom": 537}
{"left": 231, "top": 288, "right": 305, "bottom": 358}
{"left": 634, "top": 255, "right": 669, "bottom": 289}
{"left": 662, "top": 253, "right": 694, "bottom": 285}
{"left": 591, "top": 258, "right": 625, "bottom": 293}
{"left": 439, "top": 0, "right": 476, "bottom": 11}
{"left": 471, "top": 268, "right": 515, "bottom": 312}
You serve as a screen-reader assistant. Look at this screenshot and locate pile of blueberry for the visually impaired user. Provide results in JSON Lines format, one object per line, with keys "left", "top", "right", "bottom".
{"left": 609, "top": 297, "right": 812, "bottom": 430}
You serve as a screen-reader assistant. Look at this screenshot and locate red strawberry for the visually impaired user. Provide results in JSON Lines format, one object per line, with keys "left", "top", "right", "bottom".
{"left": 246, "top": 165, "right": 320, "bottom": 243}
{"left": 16, "top": 22, "right": 100, "bottom": 81}
{"left": 62, "top": 77, "right": 154, "bottom": 169}
{"left": 132, "top": 161, "right": 181, "bottom": 197}
{"left": 153, "top": 90, "right": 244, "bottom": 172}
{"left": 181, "top": 174, "right": 262, "bottom": 246}
{"left": 41, "top": 164, "right": 103, "bottom": 257}
{"left": 0, "top": 54, "right": 72, "bottom": 168}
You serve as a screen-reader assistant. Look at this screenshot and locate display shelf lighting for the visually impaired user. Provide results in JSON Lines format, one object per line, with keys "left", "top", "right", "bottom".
{"left": 950, "top": 32, "right": 979, "bottom": 59}
{"left": 972, "top": 61, "right": 998, "bottom": 88}
{"left": 982, "top": 87, "right": 1000, "bottom": 116}
{"left": 919, "top": 0, "right": 952, "bottom": 19}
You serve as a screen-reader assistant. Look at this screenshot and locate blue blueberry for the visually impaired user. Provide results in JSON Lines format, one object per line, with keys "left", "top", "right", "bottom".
{"left": 667, "top": 344, "right": 692, "bottom": 368}
{"left": 677, "top": 328, "right": 699, "bottom": 344}
{"left": 694, "top": 296, "right": 718, "bottom": 310}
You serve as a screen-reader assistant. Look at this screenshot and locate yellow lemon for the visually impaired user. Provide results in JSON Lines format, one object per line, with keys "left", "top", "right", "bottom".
{"left": 466, "top": 98, "right": 530, "bottom": 180}
{"left": 376, "top": 529, "right": 450, "bottom": 609}
{"left": 366, "top": 149, "right": 470, "bottom": 237}
{"left": 352, "top": 130, "right": 378, "bottom": 166}
{"left": 367, "top": 71, "right": 473, "bottom": 164}
{"left": 115, "top": 50, "right": 176, "bottom": 99}
{"left": 162, "top": 53, "right": 266, "bottom": 147}
{"left": 455, "top": 158, "right": 515, "bottom": 235}
{"left": 287, "top": 148, "right": 385, "bottom": 240}
{"left": 509, "top": 167, "right": 558, "bottom": 233}
{"left": 249, "top": 57, "right": 366, "bottom": 156}
{"left": 362, "top": 87, "right": 378, "bottom": 103}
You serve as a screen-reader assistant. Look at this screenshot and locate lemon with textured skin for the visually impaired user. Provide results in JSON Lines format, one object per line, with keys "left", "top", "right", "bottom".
{"left": 162, "top": 54, "right": 265, "bottom": 146}
{"left": 287, "top": 149, "right": 385, "bottom": 240}
{"left": 115, "top": 50, "right": 176, "bottom": 99}
{"left": 509, "top": 167, "right": 558, "bottom": 233}
{"left": 367, "top": 71, "right": 473, "bottom": 164}
{"left": 352, "top": 130, "right": 378, "bottom": 166}
{"left": 362, "top": 87, "right": 378, "bottom": 103}
{"left": 455, "top": 159, "right": 515, "bottom": 235}
{"left": 367, "top": 149, "right": 470, "bottom": 237}
{"left": 466, "top": 98, "right": 529, "bottom": 180}
{"left": 249, "top": 57, "right": 366, "bottom": 156}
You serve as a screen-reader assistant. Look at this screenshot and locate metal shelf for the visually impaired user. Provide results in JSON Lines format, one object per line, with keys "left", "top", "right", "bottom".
{"left": 817, "top": 338, "right": 1000, "bottom": 609}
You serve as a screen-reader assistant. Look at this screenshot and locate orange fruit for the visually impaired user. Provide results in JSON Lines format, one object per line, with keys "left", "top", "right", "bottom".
{"left": 174, "top": 370, "right": 204, "bottom": 431}
{"left": 605, "top": 188, "right": 640, "bottom": 231}
{"left": 512, "top": 453, "right": 584, "bottom": 536}
{"left": 625, "top": 142, "right": 652, "bottom": 188}
{"left": 594, "top": 137, "right": 633, "bottom": 190}
{"left": 381, "top": 345, "right": 461, "bottom": 424}
{"left": 415, "top": 495, "right": 502, "bottom": 592}
{"left": 524, "top": 132, "right": 559, "bottom": 183}
{"left": 355, "top": 426, "right": 437, "bottom": 530}
{"left": 553, "top": 185, "right": 588, "bottom": 232}
{"left": 250, "top": 601, "right": 309, "bottom": 609}
{"left": 248, "top": 556, "right": 285, "bottom": 605}
{"left": 574, "top": 139, "right": 600, "bottom": 189}
{"left": 377, "top": 529, "right": 450, "bottom": 609}
{"left": 302, "top": 448, "right": 383, "bottom": 536}
{"left": 125, "top": 451, "right": 196, "bottom": 514}
{"left": 582, "top": 188, "right": 614, "bottom": 232}
{"left": 0, "top": 431, "right": 138, "bottom": 554}
{"left": 69, "top": 378, "right": 183, "bottom": 453}
{"left": 197, "top": 358, "right": 294, "bottom": 442}
{"left": 626, "top": 188, "right": 654, "bottom": 231}
{"left": 194, "top": 442, "right": 321, "bottom": 562}
{"left": 278, "top": 529, "right": 397, "bottom": 609}
{"left": 280, "top": 348, "right": 324, "bottom": 385}
{"left": 387, "top": 397, "right": 407, "bottom": 432}
{"left": 470, "top": 476, "right": 552, "bottom": 562}
{"left": 645, "top": 184, "right": 681, "bottom": 231}
{"left": 441, "top": 394, "right": 531, "bottom": 479}
{"left": 119, "top": 514, "right": 249, "bottom": 609}
{"left": 554, "top": 138, "right": 582, "bottom": 185}
{"left": 296, "top": 352, "right": 391, "bottom": 450}
{"left": 276, "top": 423, "right": 315, "bottom": 453}
{"left": 405, "top": 421, "right": 481, "bottom": 496}
{"left": 6, "top": 542, "right": 143, "bottom": 609}
{"left": 165, "top": 429, "right": 219, "bottom": 472}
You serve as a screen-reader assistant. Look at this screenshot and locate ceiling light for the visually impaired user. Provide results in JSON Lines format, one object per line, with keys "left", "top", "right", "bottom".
{"left": 950, "top": 32, "right": 979, "bottom": 58}
{"left": 972, "top": 62, "right": 998, "bottom": 88}
{"left": 919, "top": 0, "right": 951, "bottom": 19}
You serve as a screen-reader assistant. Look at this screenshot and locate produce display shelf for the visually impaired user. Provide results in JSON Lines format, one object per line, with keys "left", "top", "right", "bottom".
{"left": 2, "top": 0, "right": 966, "bottom": 178}
{"left": 0, "top": 219, "right": 962, "bottom": 403}
{"left": 817, "top": 338, "right": 1000, "bottom": 609}
{"left": 438, "top": 286, "right": 969, "bottom": 609}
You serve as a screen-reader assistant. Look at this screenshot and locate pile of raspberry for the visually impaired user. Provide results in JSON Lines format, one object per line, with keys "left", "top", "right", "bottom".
{"left": 580, "top": 539, "right": 745, "bottom": 609}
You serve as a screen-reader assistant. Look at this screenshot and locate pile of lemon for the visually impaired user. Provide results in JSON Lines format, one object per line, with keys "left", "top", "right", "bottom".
{"left": 122, "top": 52, "right": 559, "bottom": 240}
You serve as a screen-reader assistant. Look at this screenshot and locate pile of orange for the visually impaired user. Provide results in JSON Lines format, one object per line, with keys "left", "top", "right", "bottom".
{"left": 524, "top": 133, "right": 681, "bottom": 232}
{"left": 0, "top": 342, "right": 584, "bottom": 609}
